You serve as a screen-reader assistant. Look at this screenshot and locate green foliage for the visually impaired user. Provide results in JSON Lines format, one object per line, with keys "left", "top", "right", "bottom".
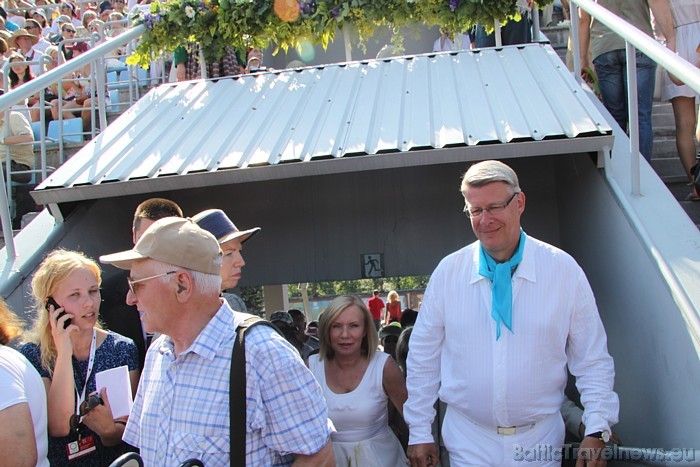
{"left": 240, "top": 285, "right": 265, "bottom": 315}
{"left": 128, "top": 0, "right": 554, "bottom": 67}
{"left": 288, "top": 275, "right": 429, "bottom": 298}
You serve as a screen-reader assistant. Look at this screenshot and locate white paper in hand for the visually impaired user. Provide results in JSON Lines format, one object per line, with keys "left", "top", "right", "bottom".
{"left": 95, "top": 365, "right": 133, "bottom": 419}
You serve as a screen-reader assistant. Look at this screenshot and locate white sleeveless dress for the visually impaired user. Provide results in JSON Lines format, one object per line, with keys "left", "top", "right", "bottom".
{"left": 309, "top": 352, "right": 407, "bottom": 467}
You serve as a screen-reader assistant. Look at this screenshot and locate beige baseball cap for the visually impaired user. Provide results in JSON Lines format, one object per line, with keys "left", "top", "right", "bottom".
{"left": 100, "top": 217, "right": 222, "bottom": 275}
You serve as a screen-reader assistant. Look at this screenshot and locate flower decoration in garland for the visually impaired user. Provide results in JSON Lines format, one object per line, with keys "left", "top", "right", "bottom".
{"left": 127, "top": 0, "right": 553, "bottom": 69}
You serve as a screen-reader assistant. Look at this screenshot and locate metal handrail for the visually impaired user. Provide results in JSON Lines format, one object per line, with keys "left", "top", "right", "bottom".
{"left": 0, "top": 24, "right": 145, "bottom": 261}
{"left": 571, "top": 0, "right": 700, "bottom": 196}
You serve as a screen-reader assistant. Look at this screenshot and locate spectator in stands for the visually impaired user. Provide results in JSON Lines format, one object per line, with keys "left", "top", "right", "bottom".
{"left": 112, "top": 0, "right": 127, "bottom": 15}
{"left": 100, "top": 217, "right": 334, "bottom": 465}
{"left": 0, "top": 7, "right": 20, "bottom": 31}
{"left": 88, "top": 18, "right": 104, "bottom": 36}
{"left": 0, "top": 107, "right": 35, "bottom": 227}
{"left": 77, "top": 10, "right": 97, "bottom": 38}
{"left": 193, "top": 208, "right": 261, "bottom": 313}
{"left": 367, "top": 289, "right": 384, "bottom": 330}
{"left": 270, "top": 310, "right": 304, "bottom": 356}
{"left": 4, "top": 0, "right": 32, "bottom": 26}
{"left": 58, "top": 2, "right": 81, "bottom": 29}
{"left": 57, "top": 22, "right": 77, "bottom": 60}
{"left": 99, "top": 1, "right": 114, "bottom": 22}
{"left": 309, "top": 294, "right": 407, "bottom": 466}
{"left": 48, "top": 16, "right": 73, "bottom": 45}
{"left": 579, "top": 0, "right": 676, "bottom": 162}
{"left": 0, "top": 38, "right": 7, "bottom": 69}
{"left": 30, "top": 10, "right": 49, "bottom": 36}
{"left": 31, "top": 46, "right": 69, "bottom": 123}
{"left": 8, "top": 29, "right": 43, "bottom": 76}
{"left": 106, "top": 12, "right": 126, "bottom": 38}
{"left": 0, "top": 298, "right": 50, "bottom": 467}
{"left": 25, "top": 20, "right": 50, "bottom": 54}
{"left": 289, "top": 308, "right": 320, "bottom": 360}
{"left": 7, "top": 52, "right": 42, "bottom": 116}
{"left": 100, "top": 197, "right": 183, "bottom": 368}
{"left": 50, "top": 41, "right": 103, "bottom": 133}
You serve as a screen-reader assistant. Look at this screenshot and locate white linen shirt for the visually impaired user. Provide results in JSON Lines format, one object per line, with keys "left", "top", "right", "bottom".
{"left": 405, "top": 235, "right": 619, "bottom": 444}
{"left": 123, "top": 301, "right": 333, "bottom": 466}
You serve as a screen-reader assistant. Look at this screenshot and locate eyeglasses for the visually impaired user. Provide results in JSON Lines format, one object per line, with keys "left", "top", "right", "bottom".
{"left": 464, "top": 191, "right": 519, "bottom": 219}
{"left": 127, "top": 271, "right": 177, "bottom": 294}
{"left": 62, "top": 28, "right": 76, "bottom": 33}
{"left": 25, "top": 25, "right": 39, "bottom": 30}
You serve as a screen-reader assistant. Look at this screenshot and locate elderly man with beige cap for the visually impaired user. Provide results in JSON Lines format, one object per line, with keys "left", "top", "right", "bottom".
{"left": 100, "top": 217, "right": 334, "bottom": 466}
{"left": 192, "top": 208, "right": 260, "bottom": 312}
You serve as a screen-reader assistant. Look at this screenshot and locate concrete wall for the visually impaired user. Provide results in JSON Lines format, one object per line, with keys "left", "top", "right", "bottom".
{"left": 555, "top": 155, "right": 700, "bottom": 448}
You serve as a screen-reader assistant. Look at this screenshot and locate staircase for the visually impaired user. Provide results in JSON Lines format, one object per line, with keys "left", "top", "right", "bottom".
{"left": 651, "top": 100, "right": 700, "bottom": 227}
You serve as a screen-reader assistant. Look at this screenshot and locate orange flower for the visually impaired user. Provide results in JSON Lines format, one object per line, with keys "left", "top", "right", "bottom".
{"left": 274, "top": 0, "right": 300, "bottom": 23}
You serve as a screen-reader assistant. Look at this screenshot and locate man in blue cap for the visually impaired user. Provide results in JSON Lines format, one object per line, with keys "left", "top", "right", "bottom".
{"left": 193, "top": 208, "right": 260, "bottom": 312}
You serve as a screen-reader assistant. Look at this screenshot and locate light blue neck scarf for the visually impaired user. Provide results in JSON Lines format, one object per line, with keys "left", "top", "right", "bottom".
{"left": 478, "top": 229, "right": 526, "bottom": 340}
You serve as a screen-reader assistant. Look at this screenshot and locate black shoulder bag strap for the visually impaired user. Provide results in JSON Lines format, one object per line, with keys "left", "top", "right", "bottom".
{"left": 230, "top": 316, "right": 280, "bottom": 465}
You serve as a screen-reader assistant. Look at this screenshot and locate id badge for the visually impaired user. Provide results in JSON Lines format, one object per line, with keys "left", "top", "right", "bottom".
{"left": 66, "top": 435, "right": 97, "bottom": 461}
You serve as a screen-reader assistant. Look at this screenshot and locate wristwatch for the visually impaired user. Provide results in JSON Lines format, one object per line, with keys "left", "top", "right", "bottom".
{"left": 586, "top": 430, "right": 611, "bottom": 443}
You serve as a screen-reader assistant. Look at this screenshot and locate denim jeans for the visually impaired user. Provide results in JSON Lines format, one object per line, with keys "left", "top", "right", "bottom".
{"left": 593, "top": 49, "right": 657, "bottom": 162}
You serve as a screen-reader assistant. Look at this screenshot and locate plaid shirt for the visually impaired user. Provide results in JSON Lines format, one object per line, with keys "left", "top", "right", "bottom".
{"left": 123, "top": 302, "right": 333, "bottom": 466}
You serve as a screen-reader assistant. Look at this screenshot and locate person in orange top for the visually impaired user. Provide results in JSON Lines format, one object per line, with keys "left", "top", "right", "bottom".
{"left": 384, "top": 290, "right": 402, "bottom": 326}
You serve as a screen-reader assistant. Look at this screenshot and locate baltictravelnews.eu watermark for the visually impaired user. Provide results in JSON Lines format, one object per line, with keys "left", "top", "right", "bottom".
{"left": 513, "top": 444, "right": 697, "bottom": 463}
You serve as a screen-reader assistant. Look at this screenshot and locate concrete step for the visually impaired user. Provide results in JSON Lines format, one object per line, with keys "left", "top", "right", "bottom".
{"left": 654, "top": 125, "right": 676, "bottom": 138}
{"left": 665, "top": 182, "right": 700, "bottom": 228}
{"left": 651, "top": 157, "right": 688, "bottom": 183}
{"left": 652, "top": 101, "right": 675, "bottom": 127}
{"left": 653, "top": 137, "right": 678, "bottom": 159}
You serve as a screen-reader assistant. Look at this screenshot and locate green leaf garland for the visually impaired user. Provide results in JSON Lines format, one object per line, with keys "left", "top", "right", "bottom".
{"left": 127, "top": 0, "right": 554, "bottom": 68}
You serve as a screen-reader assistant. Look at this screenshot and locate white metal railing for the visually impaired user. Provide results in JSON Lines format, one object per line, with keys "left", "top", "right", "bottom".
{"left": 0, "top": 24, "right": 146, "bottom": 260}
{"left": 570, "top": 0, "right": 700, "bottom": 195}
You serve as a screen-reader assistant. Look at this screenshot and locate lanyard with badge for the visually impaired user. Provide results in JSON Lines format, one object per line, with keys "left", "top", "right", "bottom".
{"left": 66, "top": 329, "right": 99, "bottom": 461}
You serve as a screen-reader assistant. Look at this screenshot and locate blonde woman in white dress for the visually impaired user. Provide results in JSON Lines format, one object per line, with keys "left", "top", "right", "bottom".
{"left": 309, "top": 295, "right": 408, "bottom": 466}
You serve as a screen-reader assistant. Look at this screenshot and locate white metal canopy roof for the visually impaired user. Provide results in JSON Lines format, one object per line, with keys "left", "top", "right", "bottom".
{"left": 33, "top": 43, "right": 613, "bottom": 205}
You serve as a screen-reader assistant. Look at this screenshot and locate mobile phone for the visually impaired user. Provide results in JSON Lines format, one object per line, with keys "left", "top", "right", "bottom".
{"left": 46, "top": 296, "right": 71, "bottom": 329}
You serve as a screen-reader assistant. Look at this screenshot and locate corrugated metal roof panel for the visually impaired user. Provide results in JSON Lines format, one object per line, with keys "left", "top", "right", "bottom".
{"left": 35, "top": 43, "right": 612, "bottom": 203}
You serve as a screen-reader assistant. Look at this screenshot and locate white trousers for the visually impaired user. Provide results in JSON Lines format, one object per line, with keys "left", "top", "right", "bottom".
{"left": 442, "top": 408, "right": 565, "bottom": 467}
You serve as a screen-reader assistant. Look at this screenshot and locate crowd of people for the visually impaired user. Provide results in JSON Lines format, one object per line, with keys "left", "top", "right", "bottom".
{"left": 0, "top": 160, "right": 623, "bottom": 466}
{"left": 2, "top": 0, "right": 696, "bottom": 464}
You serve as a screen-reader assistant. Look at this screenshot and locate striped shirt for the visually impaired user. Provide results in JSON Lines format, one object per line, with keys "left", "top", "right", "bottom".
{"left": 123, "top": 301, "right": 333, "bottom": 466}
{"left": 405, "top": 235, "right": 619, "bottom": 445}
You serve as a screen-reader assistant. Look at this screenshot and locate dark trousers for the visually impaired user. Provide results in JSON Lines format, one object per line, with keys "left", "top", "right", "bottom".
{"left": 474, "top": 13, "right": 532, "bottom": 48}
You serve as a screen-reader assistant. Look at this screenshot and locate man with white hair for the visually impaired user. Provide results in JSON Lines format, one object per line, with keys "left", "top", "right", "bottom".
{"left": 404, "top": 160, "right": 619, "bottom": 467}
{"left": 100, "top": 217, "right": 334, "bottom": 466}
